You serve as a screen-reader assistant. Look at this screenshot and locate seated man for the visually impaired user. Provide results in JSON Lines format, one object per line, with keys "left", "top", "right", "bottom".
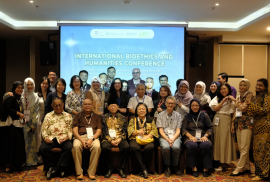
{"left": 101, "top": 99, "right": 129, "bottom": 178}
{"left": 156, "top": 96, "right": 182, "bottom": 177}
{"left": 72, "top": 99, "right": 102, "bottom": 180}
{"left": 39, "top": 98, "right": 73, "bottom": 180}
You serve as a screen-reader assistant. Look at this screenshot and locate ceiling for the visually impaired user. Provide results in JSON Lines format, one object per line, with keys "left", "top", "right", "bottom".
{"left": 0, "top": 0, "right": 270, "bottom": 42}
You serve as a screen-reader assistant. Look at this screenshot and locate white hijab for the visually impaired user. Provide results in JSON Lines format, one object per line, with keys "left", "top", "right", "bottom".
{"left": 21, "top": 77, "right": 39, "bottom": 110}
{"left": 193, "top": 81, "right": 211, "bottom": 105}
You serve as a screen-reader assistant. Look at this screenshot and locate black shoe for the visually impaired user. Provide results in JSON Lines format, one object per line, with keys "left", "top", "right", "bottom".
{"left": 46, "top": 167, "right": 57, "bottom": 180}
{"left": 164, "top": 166, "right": 171, "bottom": 177}
{"left": 104, "top": 169, "right": 113, "bottom": 178}
{"left": 142, "top": 170, "right": 148, "bottom": 179}
{"left": 192, "top": 171, "right": 199, "bottom": 177}
{"left": 244, "top": 170, "right": 251, "bottom": 174}
{"left": 203, "top": 171, "right": 209, "bottom": 177}
{"left": 60, "top": 170, "right": 65, "bottom": 178}
{"left": 173, "top": 166, "right": 182, "bottom": 176}
{"left": 229, "top": 172, "right": 244, "bottom": 176}
{"left": 118, "top": 169, "right": 126, "bottom": 178}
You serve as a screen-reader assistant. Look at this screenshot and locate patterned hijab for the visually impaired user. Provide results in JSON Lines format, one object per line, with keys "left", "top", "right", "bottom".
{"left": 174, "top": 80, "right": 193, "bottom": 106}
{"left": 239, "top": 79, "right": 251, "bottom": 98}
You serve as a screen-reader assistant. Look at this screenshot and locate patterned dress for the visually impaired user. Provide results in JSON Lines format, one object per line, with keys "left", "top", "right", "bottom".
{"left": 247, "top": 91, "right": 270, "bottom": 178}
{"left": 65, "top": 90, "right": 85, "bottom": 117}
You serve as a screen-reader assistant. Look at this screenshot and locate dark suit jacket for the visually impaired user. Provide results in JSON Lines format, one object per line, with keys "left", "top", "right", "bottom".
{"left": 127, "top": 79, "right": 145, "bottom": 97}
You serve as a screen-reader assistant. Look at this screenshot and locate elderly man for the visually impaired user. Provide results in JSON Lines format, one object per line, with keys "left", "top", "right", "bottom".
{"left": 101, "top": 99, "right": 129, "bottom": 178}
{"left": 156, "top": 96, "right": 182, "bottom": 177}
{"left": 39, "top": 98, "right": 73, "bottom": 180}
{"left": 128, "top": 68, "right": 145, "bottom": 97}
{"left": 127, "top": 84, "right": 154, "bottom": 117}
{"left": 72, "top": 99, "right": 102, "bottom": 180}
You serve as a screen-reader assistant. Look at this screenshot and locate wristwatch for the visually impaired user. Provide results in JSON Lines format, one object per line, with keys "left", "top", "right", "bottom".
{"left": 91, "top": 137, "right": 95, "bottom": 141}
{"left": 204, "top": 134, "right": 208, "bottom": 137}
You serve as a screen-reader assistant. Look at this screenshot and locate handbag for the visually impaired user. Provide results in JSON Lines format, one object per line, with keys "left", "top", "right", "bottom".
{"left": 134, "top": 117, "right": 154, "bottom": 145}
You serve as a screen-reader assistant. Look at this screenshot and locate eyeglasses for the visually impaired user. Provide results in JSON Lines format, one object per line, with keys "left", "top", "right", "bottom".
{"left": 191, "top": 105, "right": 200, "bottom": 107}
{"left": 53, "top": 104, "right": 62, "bottom": 108}
{"left": 167, "top": 102, "right": 175, "bottom": 105}
{"left": 132, "top": 72, "right": 140, "bottom": 74}
{"left": 180, "top": 86, "right": 188, "bottom": 89}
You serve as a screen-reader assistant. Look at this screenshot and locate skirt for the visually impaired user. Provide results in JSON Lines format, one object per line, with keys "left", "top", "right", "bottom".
{"left": 0, "top": 125, "right": 26, "bottom": 167}
{"left": 213, "top": 113, "right": 237, "bottom": 163}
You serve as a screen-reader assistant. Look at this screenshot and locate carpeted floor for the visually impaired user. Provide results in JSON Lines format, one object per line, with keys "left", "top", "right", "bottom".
{"left": 0, "top": 163, "right": 269, "bottom": 182}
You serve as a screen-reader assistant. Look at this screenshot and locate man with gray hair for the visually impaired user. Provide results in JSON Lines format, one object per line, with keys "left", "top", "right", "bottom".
{"left": 127, "top": 68, "right": 145, "bottom": 97}
{"left": 156, "top": 96, "right": 182, "bottom": 177}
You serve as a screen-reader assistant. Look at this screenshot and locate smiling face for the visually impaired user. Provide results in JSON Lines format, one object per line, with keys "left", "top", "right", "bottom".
{"left": 52, "top": 99, "right": 64, "bottom": 114}
{"left": 15, "top": 85, "right": 24, "bottom": 95}
{"left": 137, "top": 104, "right": 147, "bottom": 118}
{"left": 195, "top": 84, "right": 203, "bottom": 94}
{"left": 27, "top": 80, "right": 34, "bottom": 92}
{"left": 159, "top": 77, "right": 168, "bottom": 86}
{"left": 165, "top": 98, "right": 175, "bottom": 111}
{"left": 48, "top": 72, "right": 57, "bottom": 83}
{"left": 82, "top": 99, "right": 92, "bottom": 112}
{"left": 220, "top": 85, "right": 229, "bottom": 97}
{"left": 108, "top": 104, "right": 119, "bottom": 114}
{"left": 179, "top": 84, "right": 188, "bottom": 94}
{"left": 160, "top": 87, "right": 168, "bottom": 98}
{"left": 99, "top": 74, "right": 107, "bottom": 85}
{"left": 256, "top": 81, "right": 266, "bottom": 93}
{"left": 41, "top": 79, "right": 49, "bottom": 91}
{"left": 210, "top": 83, "right": 218, "bottom": 93}
{"left": 92, "top": 81, "right": 100, "bottom": 90}
{"left": 114, "top": 79, "right": 121, "bottom": 91}
{"left": 56, "top": 81, "right": 65, "bottom": 93}
{"left": 145, "top": 78, "right": 154, "bottom": 89}
{"left": 191, "top": 101, "right": 200, "bottom": 113}
{"left": 136, "top": 85, "right": 145, "bottom": 98}
{"left": 239, "top": 81, "right": 248, "bottom": 93}
{"left": 73, "top": 78, "right": 81, "bottom": 90}
{"left": 107, "top": 68, "right": 116, "bottom": 79}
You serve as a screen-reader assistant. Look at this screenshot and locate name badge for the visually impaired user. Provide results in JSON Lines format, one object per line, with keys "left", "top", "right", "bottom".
{"left": 168, "top": 129, "right": 174, "bottom": 139}
{"left": 195, "top": 129, "right": 202, "bottom": 139}
{"left": 235, "top": 108, "right": 242, "bottom": 117}
{"left": 24, "top": 110, "right": 30, "bottom": 121}
{"left": 137, "top": 135, "right": 143, "bottom": 139}
{"left": 154, "top": 111, "right": 159, "bottom": 118}
{"left": 86, "top": 127, "right": 93, "bottom": 139}
{"left": 214, "top": 117, "right": 220, "bottom": 126}
{"left": 109, "top": 129, "right": 116, "bottom": 138}
{"left": 250, "top": 117, "right": 254, "bottom": 124}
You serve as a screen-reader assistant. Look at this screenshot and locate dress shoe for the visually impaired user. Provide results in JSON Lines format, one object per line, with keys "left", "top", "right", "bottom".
{"left": 88, "top": 174, "right": 96, "bottom": 180}
{"left": 164, "top": 166, "right": 171, "bottom": 177}
{"left": 60, "top": 170, "right": 65, "bottom": 178}
{"left": 77, "top": 174, "right": 83, "bottom": 180}
{"left": 244, "top": 170, "right": 251, "bottom": 174}
{"left": 230, "top": 172, "right": 244, "bottom": 176}
{"left": 142, "top": 170, "right": 148, "bottom": 179}
{"left": 251, "top": 176, "right": 262, "bottom": 181}
{"left": 118, "top": 169, "right": 127, "bottom": 178}
{"left": 192, "top": 171, "right": 199, "bottom": 177}
{"left": 203, "top": 171, "right": 209, "bottom": 177}
{"left": 173, "top": 166, "right": 182, "bottom": 176}
{"left": 214, "top": 166, "right": 223, "bottom": 172}
{"left": 104, "top": 169, "right": 113, "bottom": 178}
{"left": 46, "top": 167, "right": 57, "bottom": 180}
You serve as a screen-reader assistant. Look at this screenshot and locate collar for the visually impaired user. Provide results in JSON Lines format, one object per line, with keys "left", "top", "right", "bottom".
{"left": 108, "top": 113, "right": 118, "bottom": 118}
{"left": 82, "top": 110, "right": 93, "bottom": 117}
{"left": 165, "top": 110, "right": 173, "bottom": 117}
{"left": 52, "top": 111, "right": 64, "bottom": 116}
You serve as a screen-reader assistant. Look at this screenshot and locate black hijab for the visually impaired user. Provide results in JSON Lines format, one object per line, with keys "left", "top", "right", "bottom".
{"left": 11, "top": 81, "right": 24, "bottom": 100}
{"left": 209, "top": 81, "right": 220, "bottom": 100}
{"left": 188, "top": 98, "right": 201, "bottom": 120}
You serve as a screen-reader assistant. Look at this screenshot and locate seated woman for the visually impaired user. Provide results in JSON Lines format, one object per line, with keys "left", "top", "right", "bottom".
{"left": 65, "top": 75, "right": 85, "bottom": 117}
{"left": 0, "top": 81, "right": 26, "bottom": 172}
{"left": 182, "top": 99, "right": 213, "bottom": 177}
{"left": 153, "top": 86, "right": 172, "bottom": 119}
{"left": 128, "top": 103, "right": 158, "bottom": 179}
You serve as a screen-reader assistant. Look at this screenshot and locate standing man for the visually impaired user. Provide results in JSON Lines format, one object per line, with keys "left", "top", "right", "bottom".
{"left": 72, "top": 99, "right": 102, "bottom": 180}
{"left": 217, "top": 72, "right": 237, "bottom": 98}
{"left": 79, "top": 70, "right": 91, "bottom": 92}
{"left": 128, "top": 68, "right": 145, "bottom": 97}
{"left": 101, "top": 99, "right": 129, "bottom": 178}
{"left": 156, "top": 96, "right": 182, "bottom": 177}
{"left": 39, "top": 98, "right": 73, "bottom": 180}
{"left": 105, "top": 67, "right": 116, "bottom": 88}
{"left": 48, "top": 70, "right": 58, "bottom": 92}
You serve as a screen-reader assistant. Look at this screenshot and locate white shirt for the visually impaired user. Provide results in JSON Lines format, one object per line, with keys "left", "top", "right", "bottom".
{"left": 209, "top": 96, "right": 236, "bottom": 115}
{"left": 127, "top": 95, "right": 154, "bottom": 110}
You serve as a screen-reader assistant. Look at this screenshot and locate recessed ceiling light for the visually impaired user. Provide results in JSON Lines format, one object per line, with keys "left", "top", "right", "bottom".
{"left": 267, "top": 27, "right": 270, "bottom": 30}
{"left": 122, "top": 0, "right": 132, "bottom": 4}
{"left": 215, "top": 3, "right": 219, "bottom": 6}
{"left": 30, "top": 0, "right": 33, "bottom": 3}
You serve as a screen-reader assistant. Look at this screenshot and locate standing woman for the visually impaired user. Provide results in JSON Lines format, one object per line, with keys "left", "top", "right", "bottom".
{"left": 45, "top": 78, "right": 66, "bottom": 115}
{"left": 107, "top": 78, "right": 128, "bottom": 116}
{"left": 65, "top": 75, "right": 85, "bottom": 117}
{"left": 208, "top": 81, "right": 220, "bottom": 121}
{"left": 228, "top": 79, "right": 254, "bottom": 176}
{"left": 175, "top": 80, "right": 193, "bottom": 120}
{"left": 21, "top": 78, "right": 40, "bottom": 166}
{"left": 86, "top": 76, "right": 105, "bottom": 115}
{"left": 0, "top": 81, "right": 26, "bottom": 172}
{"left": 153, "top": 86, "right": 172, "bottom": 118}
{"left": 36, "top": 77, "right": 51, "bottom": 162}
{"left": 247, "top": 78, "right": 270, "bottom": 181}
{"left": 193, "top": 81, "right": 211, "bottom": 115}
{"left": 209, "top": 83, "right": 237, "bottom": 171}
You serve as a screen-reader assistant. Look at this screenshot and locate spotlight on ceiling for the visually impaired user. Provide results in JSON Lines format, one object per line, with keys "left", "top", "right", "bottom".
{"left": 215, "top": 3, "right": 219, "bottom": 6}
{"left": 30, "top": 0, "right": 34, "bottom": 3}
{"left": 267, "top": 27, "right": 270, "bottom": 31}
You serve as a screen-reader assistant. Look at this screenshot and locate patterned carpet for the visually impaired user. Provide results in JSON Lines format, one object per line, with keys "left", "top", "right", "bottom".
{"left": 0, "top": 163, "right": 268, "bottom": 182}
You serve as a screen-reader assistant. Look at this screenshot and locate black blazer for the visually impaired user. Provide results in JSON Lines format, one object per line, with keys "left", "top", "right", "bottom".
{"left": 45, "top": 92, "right": 66, "bottom": 115}
{"left": 1, "top": 96, "right": 22, "bottom": 121}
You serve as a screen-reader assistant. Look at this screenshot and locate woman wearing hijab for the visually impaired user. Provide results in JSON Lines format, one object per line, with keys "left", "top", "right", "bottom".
{"left": 175, "top": 80, "right": 193, "bottom": 120}
{"left": 0, "top": 81, "right": 26, "bottom": 172}
{"left": 227, "top": 79, "right": 254, "bottom": 176}
{"left": 182, "top": 99, "right": 213, "bottom": 177}
{"left": 209, "top": 83, "right": 237, "bottom": 172}
{"left": 21, "top": 77, "right": 40, "bottom": 166}
{"left": 86, "top": 76, "right": 105, "bottom": 115}
{"left": 193, "top": 81, "right": 211, "bottom": 115}
{"left": 247, "top": 78, "right": 270, "bottom": 181}
{"left": 208, "top": 81, "right": 221, "bottom": 121}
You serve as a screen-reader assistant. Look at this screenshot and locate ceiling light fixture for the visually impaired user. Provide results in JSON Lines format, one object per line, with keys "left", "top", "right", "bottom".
{"left": 215, "top": 3, "right": 219, "bottom": 6}
{"left": 122, "top": 0, "right": 132, "bottom": 4}
{"left": 30, "top": 0, "right": 33, "bottom": 3}
{"left": 267, "top": 27, "right": 270, "bottom": 30}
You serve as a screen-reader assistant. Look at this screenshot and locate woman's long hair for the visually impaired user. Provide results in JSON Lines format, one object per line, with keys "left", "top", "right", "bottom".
{"left": 216, "top": 83, "right": 231, "bottom": 103}
{"left": 38, "top": 76, "right": 51, "bottom": 97}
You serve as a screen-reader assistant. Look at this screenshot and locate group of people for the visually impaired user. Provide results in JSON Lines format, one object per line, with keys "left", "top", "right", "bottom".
{"left": 1, "top": 68, "right": 270, "bottom": 181}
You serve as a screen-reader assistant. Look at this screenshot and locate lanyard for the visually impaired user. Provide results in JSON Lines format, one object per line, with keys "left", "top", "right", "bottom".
{"left": 137, "top": 117, "right": 146, "bottom": 129}
{"left": 136, "top": 95, "right": 145, "bottom": 103}
{"left": 75, "top": 91, "right": 83, "bottom": 105}
{"left": 84, "top": 113, "right": 93, "bottom": 126}
{"left": 158, "top": 100, "right": 165, "bottom": 107}
{"left": 25, "top": 92, "right": 30, "bottom": 110}
{"left": 192, "top": 112, "right": 201, "bottom": 129}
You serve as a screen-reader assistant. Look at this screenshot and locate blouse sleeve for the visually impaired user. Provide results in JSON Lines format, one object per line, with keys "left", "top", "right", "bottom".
{"left": 230, "top": 101, "right": 236, "bottom": 114}
{"left": 127, "top": 118, "right": 135, "bottom": 139}
{"left": 149, "top": 119, "right": 158, "bottom": 138}
{"left": 180, "top": 104, "right": 190, "bottom": 113}
{"left": 209, "top": 96, "right": 218, "bottom": 111}
{"left": 65, "top": 92, "right": 73, "bottom": 114}
{"left": 248, "top": 93, "right": 270, "bottom": 116}
{"left": 30, "top": 97, "right": 39, "bottom": 128}
{"left": 181, "top": 116, "right": 189, "bottom": 136}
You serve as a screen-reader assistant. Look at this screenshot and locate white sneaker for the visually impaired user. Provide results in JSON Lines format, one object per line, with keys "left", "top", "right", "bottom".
{"left": 214, "top": 166, "right": 223, "bottom": 172}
